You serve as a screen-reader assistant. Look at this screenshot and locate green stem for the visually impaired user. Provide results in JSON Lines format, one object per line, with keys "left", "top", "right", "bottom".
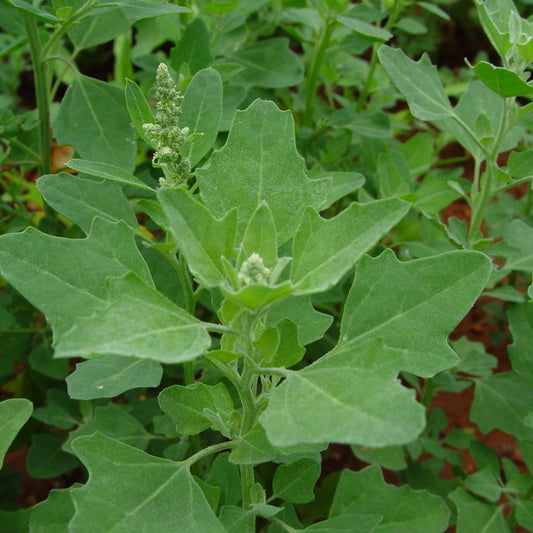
{"left": 468, "top": 98, "right": 510, "bottom": 245}
{"left": 303, "top": 12, "right": 336, "bottom": 127}
{"left": 356, "top": 0, "right": 404, "bottom": 112}
{"left": 240, "top": 464, "right": 254, "bottom": 510}
{"left": 183, "top": 441, "right": 236, "bottom": 468}
{"left": 23, "top": 13, "right": 51, "bottom": 177}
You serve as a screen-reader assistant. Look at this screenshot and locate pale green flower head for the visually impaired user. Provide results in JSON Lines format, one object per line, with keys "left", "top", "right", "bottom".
{"left": 142, "top": 63, "right": 192, "bottom": 188}
{"left": 238, "top": 253, "right": 271, "bottom": 286}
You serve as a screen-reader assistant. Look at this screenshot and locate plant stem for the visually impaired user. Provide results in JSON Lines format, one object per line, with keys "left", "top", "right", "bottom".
{"left": 468, "top": 98, "right": 510, "bottom": 245}
{"left": 356, "top": 0, "right": 404, "bottom": 112}
{"left": 303, "top": 12, "right": 335, "bottom": 127}
{"left": 183, "top": 440, "right": 236, "bottom": 468}
{"left": 23, "top": 13, "right": 51, "bottom": 177}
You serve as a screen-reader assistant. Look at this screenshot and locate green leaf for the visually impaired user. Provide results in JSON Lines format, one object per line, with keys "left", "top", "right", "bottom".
{"left": 471, "top": 371, "right": 533, "bottom": 440}
{"left": 32, "top": 389, "right": 81, "bottom": 430}
{"left": 378, "top": 46, "right": 453, "bottom": 120}
{"left": 197, "top": 99, "right": 330, "bottom": 244}
{"left": 113, "top": 0, "right": 189, "bottom": 21}
{"left": 159, "top": 186, "right": 238, "bottom": 287}
{"left": 0, "top": 218, "right": 152, "bottom": 339}
{"left": 55, "top": 273, "right": 211, "bottom": 364}
{"left": 229, "top": 424, "right": 325, "bottom": 465}
{"left": 64, "top": 404, "right": 150, "bottom": 454}
{"left": 240, "top": 202, "right": 278, "bottom": 269}
{"left": 180, "top": 68, "right": 223, "bottom": 167}
{"left": 67, "top": 356, "right": 163, "bottom": 400}
{"left": 0, "top": 509, "right": 31, "bottom": 533}
{"left": 158, "top": 382, "right": 234, "bottom": 436}
{"left": 376, "top": 151, "right": 414, "bottom": 197}
{"left": 229, "top": 38, "right": 304, "bottom": 88}
{"left": 26, "top": 433, "right": 80, "bottom": 479}
{"left": 125, "top": 78, "right": 155, "bottom": 145}
{"left": 260, "top": 339, "right": 425, "bottom": 447}
{"left": 329, "top": 466, "right": 450, "bottom": 533}
{"left": 516, "top": 500, "right": 533, "bottom": 531}
{"left": 37, "top": 173, "right": 139, "bottom": 234}
{"left": 337, "top": 16, "right": 392, "bottom": 42}
{"left": 206, "top": 452, "right": 241, "bottom": 506}
{"left": 170, "top": 18, "right": 212, "bottom": 74}
{"left": 67, "top": 159, "right": 156, "bottom": 192}
{"left": 508, "top": 303, "right": 533, "bottom": 382}
{"left": 266, "top": 296, "right": 333, "bottom": 346}
{"left": 321, "top": 171, "right": 365, "bottom": 209}
{"left": 67, "top": 7, "right": 131, "bottom": 49}
{"left": 501, "top": 220, "right": 533, "bottom": 273}
{"left": 222, "top": 283, "right": 294, "bottom": 313}
{"left": 291, "top": 199, "right": 409, "bottom": 295}
{"left": 449, "top": 487, "right": 509, "bottom": 533}
{"left": 463, "top": 467, "right": 501, "bottom": 502}
{"left": 0, "top": 398, "right": 32, "bottom": 467}
{"left": 508, "top": 150, "right": 533, "bottom": 179}
{"left": 337, "top": 250, "right": 492, "bottom": 377}
{"left": 69, "top": 433, "right": 225, "bottom": 532}
{"left": 270, "top": 319, "right": 305, "bottom": 368}
{"left": 54, "top": 76, "right": 136, "bottom": 171}
{"left": 394, "top": 17, "right": 427, "bottom": 35}
{"left": 469, "top": 60, "right": 533, "bottom": 97}
{"left": 272, "top": 459, "right": 321, "bottom": 504}
{"left": 11, "top": 0, "right": 60, "bottom": 21}
{"left": 29, "top": 487, "right": 77, "bottom": 533}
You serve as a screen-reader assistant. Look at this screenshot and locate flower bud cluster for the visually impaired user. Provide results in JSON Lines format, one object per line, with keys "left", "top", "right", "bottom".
{"left": 143, "top": 63, "right": 192, "bottom": 187}
{"left": 238, "top": 253, "right": 271, "bottom": 286}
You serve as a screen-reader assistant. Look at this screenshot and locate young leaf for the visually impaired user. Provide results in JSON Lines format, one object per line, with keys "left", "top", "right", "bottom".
{"left": 159, "top": 186, "right": 238, "bottom": 287}
{"left": 337, "top": 249, "right": 492, "bottom": 377}
{"left": 197, "top": 99, "right": 330, "bottom": 244}
{"left": 67, "top": 159, "right": 156, "bottom": 192}
{"left": 260, "top": 339, "right": 425, "bottom": 448}
{"left": 469, "top": 61, "right": 533, "bottom": 97}
{"left": 378, "top": 46, "right": 453, "bottom": 120}
{"left": 329, "top": 466, "right": 449, "bottom": 533}
{"left": 290, "top": 199, "right": 409, "bottom": 295}
{"left": 170, "top": 18, "right": 212, "bottom": 75}
{"left": 54, "top": 76, "right": 136, "bottom": 171}
{"left": 66, "top": 356, "right": 163, "bottom": 400}
{"left": 272, "top": 458, "right": 321, "bottom": 504}
{"left": 37, "top": 173, "right": 139, "bottom": 234}
{"left": 158, "top": 382, "right": 234, "bottom": 436}
{"left": 240, "top": 202, "right": 278, "bottom": 269}
{"left": 55, "top": 273, "right": 211, "bottom": 364}
{"left": 0, "top": 398, "right": 32, "bottom": 466}
{"left": 265, "top": 296, "right": 333, "bottom": 346}
{"left": 180, "top": 68, "right": 223, "bottom": 167}
{"left": 69, "top": 433, "right": 226, "bottom": 532}
{"left": 125, "top": 78, "right": 155, "bottom": 144}
{"left": 0, "top": 218, "right": 153, "bottom": 339}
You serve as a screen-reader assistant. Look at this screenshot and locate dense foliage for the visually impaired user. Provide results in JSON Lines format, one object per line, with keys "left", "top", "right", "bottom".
{"left": 1, "top": 0, "right": 533, "bottom": 531}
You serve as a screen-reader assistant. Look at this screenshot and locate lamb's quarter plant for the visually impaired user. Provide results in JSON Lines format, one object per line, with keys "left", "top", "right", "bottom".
{"left": 0, "top": 57, "right": 493, "bottom": 531}
{"left": 1, "top": 0, "right": 533, "bottom": 531}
